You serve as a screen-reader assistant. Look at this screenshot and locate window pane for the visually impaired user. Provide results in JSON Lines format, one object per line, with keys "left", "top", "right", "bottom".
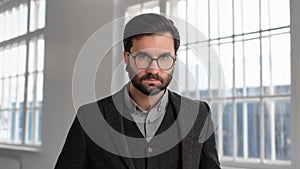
{"left": 30, "top": 0, "right": 36, "bottom": 32}
{"left": 196, "top": 0, "right": 209, "bottom": 38}
{"left": 261, "top": 0, "right": 270, "bottom": 30}
{"left": 36, "top": 108, "right": 42, "bottom": 144}
{"left": 18, "top": 108, "right": 23, "bottom": 143}
{"left": 209, "top": 0, "right": 219, "bottom": 39}
{"left": 244, "top": 39, "right": 260, "bottom": 95}
{"left": 27, "top": 74, "right": 35, "bottom": 108}
{"left": 270, "top": 34, "right": 290, "bottom": 94}
{"left": 17, "top": 76, "right": 25, "bottom": 107}
{"left": 264, "top": 99, "right": 291, "bottom": 161}
{"left": 189, "top": 43, "right": 210, "bottom": 98}
{"left": 210, "top": 45, "right": 220, "bottom": 97}
{"left": 11, "top": 7, "right": 18, "bottom": 39}
{"left": 0, "top": 13, "right": 3, "bottom": 42}
{"left": 187, "top": 0, "right": 197, "bottom": 29}
{"left": 36, "top": 73, "right": 43, "bottom": 105}
{"left": 242, "top": 0, "right": 260, "bottom": 33}
{"left": 38, "top": 0, "right": 46, "bottom": 29}
{"left": 28, "top": 40, "right": 36, "bottom": 73}
{"left": 0, "top": 80, "right": 2, "bottom": 109}
{"left": 26, "top": 109, "right": 33, "bottom": 143}
{"left": 269, "top": 0, "right": 290, "bottom": 28}
{"left": 177, "top": 49, "right": 187, "bottom": 93}
{"left": 234, "top": 41, "right": 244, "bottom": 96}
{"left": 0, "top": 111, "right": 9, "bottom": 142}
{"left": 187, "top": 48, "right": 200, "bottom": 98}
{"left": 262, "top": 36, "right": 271, "bottom": 92}
{"left": 0, "top": 49, "right": 3, "bottom": 77}
{"left": 247, "top": 101, "right": 260, "bottom": 158}
{"left": 178, "top": 0, "right": 186, "bottom": 21}
{"left": 234, "top": 0, "right": 243, "bottom": 34}
{"left": 220, "top": 43, "right": 233, "bottom": 97}
{"left": 274, "top": 99, "right": 291, "bottom": 160}
{"left": 237, "top": 102, "right": 244, "bottom": 157}
{"left": 37, "top": 38, "right": 45, "bottom": 71}
{"left": 219, "top": 0, "right": 232, "bottom": 37}
{"left": 3, "top": 78, "right": 9, "bottom": 107}
{"left": 223, "top": 102, "right": 233, "bottom": 157}
{"left": 19, "top": 3, "right": 28, "bottom": 36}
{"left": 10, "top": 77, "right": 17, "bottom": 108}
{"left": 18, "top": 43, "right": 27, "bottom": 75}
{"left": 11, "top": 45, "right": 18, "bottom": 76}
{"left": 4, "top": 48, "right": 10, "bottom": 77}
{"left": 236, "top": 101, "right": 261, "bottom": 159}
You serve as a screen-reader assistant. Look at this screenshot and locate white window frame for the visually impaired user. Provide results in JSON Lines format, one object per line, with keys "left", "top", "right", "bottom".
{"left": 0, "top": 0, "right": 45, "bottom": 150}
{"left": 120, "top": 0, "right": 296, "bottom": 169}
{"left": 167, "top": 0, "right": 292, "bottom": 168}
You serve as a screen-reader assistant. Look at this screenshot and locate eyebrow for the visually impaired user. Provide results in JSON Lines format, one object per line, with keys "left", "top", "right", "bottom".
{"left": 135, "top": 51, "right": 173, "bottom": 57}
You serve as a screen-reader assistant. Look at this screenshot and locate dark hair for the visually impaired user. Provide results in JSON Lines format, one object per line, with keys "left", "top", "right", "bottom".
{"left": 123, "top": 13, "right": 180, "bottom": 54}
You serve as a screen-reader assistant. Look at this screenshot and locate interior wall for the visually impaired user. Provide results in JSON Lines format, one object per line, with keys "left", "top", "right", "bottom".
{"left": 290, "top": 0, "right": 300, "bottom": 168}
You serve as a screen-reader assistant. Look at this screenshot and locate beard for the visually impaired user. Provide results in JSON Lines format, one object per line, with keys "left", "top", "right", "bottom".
{"left": 127, "top": 65, "right": 173, "bottom": 96}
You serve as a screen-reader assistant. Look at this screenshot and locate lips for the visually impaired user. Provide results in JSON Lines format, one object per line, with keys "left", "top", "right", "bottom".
{"left": 143, "top": 78, "right": 161, "bottom": 83}
{"left": 140, "top": 74, "right": 163, "bottom": 84}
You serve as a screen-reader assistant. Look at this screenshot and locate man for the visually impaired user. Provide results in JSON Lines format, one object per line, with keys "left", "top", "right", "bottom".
{"left": 55, "top": 13, "right": 221, "bottom": 169}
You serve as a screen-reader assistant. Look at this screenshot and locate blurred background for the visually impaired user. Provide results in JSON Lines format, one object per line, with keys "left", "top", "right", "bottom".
{"left": 0, "top": 0, "right": 299, "bottom": 169}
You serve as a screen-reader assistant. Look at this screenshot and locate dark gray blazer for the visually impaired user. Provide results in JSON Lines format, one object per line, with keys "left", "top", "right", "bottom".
{"left": 55, "top": 87, "right": 221, "bottom": 169}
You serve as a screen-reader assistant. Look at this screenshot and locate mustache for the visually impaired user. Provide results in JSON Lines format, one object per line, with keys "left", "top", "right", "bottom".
{"left": 140, "top": 73, "right": 164, "bottom": 83}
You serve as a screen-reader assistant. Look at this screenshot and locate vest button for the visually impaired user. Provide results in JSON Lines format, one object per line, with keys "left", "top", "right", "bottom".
{"left": 147, "top": 147, "right": 153, "bottom": 153}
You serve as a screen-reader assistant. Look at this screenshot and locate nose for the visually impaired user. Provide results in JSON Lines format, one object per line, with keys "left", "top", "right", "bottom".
{"left": 148, "top": 59, "right": 160, "bottom": 69}
{"left": 145, "top": 59, "right": 160, "bottom": 74}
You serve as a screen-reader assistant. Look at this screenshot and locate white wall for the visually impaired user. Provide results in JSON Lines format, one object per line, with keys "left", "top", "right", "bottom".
{"left": 290, "top": 0, "right": 300, "bottom": 168}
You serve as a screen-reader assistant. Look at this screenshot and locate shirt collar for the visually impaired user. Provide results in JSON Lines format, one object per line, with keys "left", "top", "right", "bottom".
{"left": 124, "top": 83, "right": 169, "bottom": 122}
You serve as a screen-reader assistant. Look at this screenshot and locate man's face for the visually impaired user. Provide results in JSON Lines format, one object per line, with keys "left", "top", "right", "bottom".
{"left": 124, "top": 32, "right": 175, "bottom": 96}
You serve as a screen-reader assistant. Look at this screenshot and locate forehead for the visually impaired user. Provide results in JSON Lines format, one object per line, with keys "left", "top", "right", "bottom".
{"left": 131, "top": 32, "right": 174, "bottom": 54}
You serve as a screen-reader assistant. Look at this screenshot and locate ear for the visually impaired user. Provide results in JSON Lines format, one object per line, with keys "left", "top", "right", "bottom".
{"left": 124, "top": 51, "right": 129, "bottom": 72}
{"left": 123, "top": 51, "right": 129, "bottom": 64}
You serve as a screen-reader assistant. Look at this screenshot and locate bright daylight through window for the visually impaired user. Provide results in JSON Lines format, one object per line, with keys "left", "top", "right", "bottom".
{"left": 125, "top": 0, "right": 291, "bottom": 167}
{"left": 0, "top": 0, "right": 45, "bottom": 147}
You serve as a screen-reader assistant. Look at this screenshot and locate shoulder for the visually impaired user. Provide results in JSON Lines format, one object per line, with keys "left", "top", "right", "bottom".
{"left": 168, "top": 90, "right": 210, "bottom": 113}
{"left": 77, "top": 89, "right": 124, "bottom": 117}
{"left": 78, "top": 95, "right": 113, "bottom": 111}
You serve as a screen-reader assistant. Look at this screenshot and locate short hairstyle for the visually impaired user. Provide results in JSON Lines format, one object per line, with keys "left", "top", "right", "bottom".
{"left": 123, "top": 13, "right": 180, "bottom": 54}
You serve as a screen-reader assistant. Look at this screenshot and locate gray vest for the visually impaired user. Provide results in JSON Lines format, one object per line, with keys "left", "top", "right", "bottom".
{"left": 123, "top": 102, "right": 182, "bottom": 169}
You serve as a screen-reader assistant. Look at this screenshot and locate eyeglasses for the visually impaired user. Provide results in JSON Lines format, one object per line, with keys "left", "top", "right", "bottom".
{"left": 127, "top": 51, "right": 176, "bottom": 70}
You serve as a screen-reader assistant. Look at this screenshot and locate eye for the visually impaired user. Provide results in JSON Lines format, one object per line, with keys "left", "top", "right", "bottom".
{"left": 159, "top": 54, "right": 171, "bottom": 60}
{"left": 136, "top": 54, "right": 151, "bottom": 60}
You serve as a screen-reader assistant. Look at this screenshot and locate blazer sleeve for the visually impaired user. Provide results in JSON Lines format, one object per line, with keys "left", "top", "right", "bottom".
{"left": 54, "top": 116, "right": 88, "bottom": 169}
{"left": 199, "top": 102, "right": 221, "bottom": 169}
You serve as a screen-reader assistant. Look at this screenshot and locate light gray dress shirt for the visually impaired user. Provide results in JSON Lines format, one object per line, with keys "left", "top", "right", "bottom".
{"left": 124, "top": 84, "right": 168, "bottom": 142}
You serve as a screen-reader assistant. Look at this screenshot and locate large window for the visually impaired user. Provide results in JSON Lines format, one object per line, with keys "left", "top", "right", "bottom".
{"left": 124, "top": 0, "right": 291, "bottom": 168}
{"left": 0, "top": 0, "right": 45, "bottom": 147}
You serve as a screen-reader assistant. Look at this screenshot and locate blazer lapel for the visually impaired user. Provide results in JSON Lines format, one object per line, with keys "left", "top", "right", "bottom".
{"left": 169, "top": 91, "right": 202, "bottom": 169}
{"left": 104, "top": 87, "right": 136, "bottom": 169}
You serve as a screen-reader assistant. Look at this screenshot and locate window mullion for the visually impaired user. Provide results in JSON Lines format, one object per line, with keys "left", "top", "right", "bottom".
{"left": 232, "top": 0, "right": 238, "bottom": 160}
{"left": 32, "top": 38, "right": 38, "bottom": 144}
{"left": 218, "top": 102, "right": 224, "bottom": 158}
{"left": 258, "top": 0, "right": 265, "bottom": 162}
{"left": 243, "top": 102, "right": 248, "bottom": 159}
{"left": 21, "top": 0, "right": 30, "bottom": 146}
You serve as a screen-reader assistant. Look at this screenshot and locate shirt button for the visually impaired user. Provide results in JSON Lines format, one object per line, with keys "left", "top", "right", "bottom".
{"left": 147, "top": 147, "right": 153, "bottom": 153}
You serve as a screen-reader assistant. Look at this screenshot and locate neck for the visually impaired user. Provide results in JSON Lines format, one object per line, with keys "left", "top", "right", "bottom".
{"left": 129, "top": 83, "right": 165, "bottom": 111}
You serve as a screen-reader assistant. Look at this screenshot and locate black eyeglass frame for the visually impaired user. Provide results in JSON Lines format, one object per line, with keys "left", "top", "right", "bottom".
{"left": 127, "top": 51, "right": 177, "bottom": 70}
